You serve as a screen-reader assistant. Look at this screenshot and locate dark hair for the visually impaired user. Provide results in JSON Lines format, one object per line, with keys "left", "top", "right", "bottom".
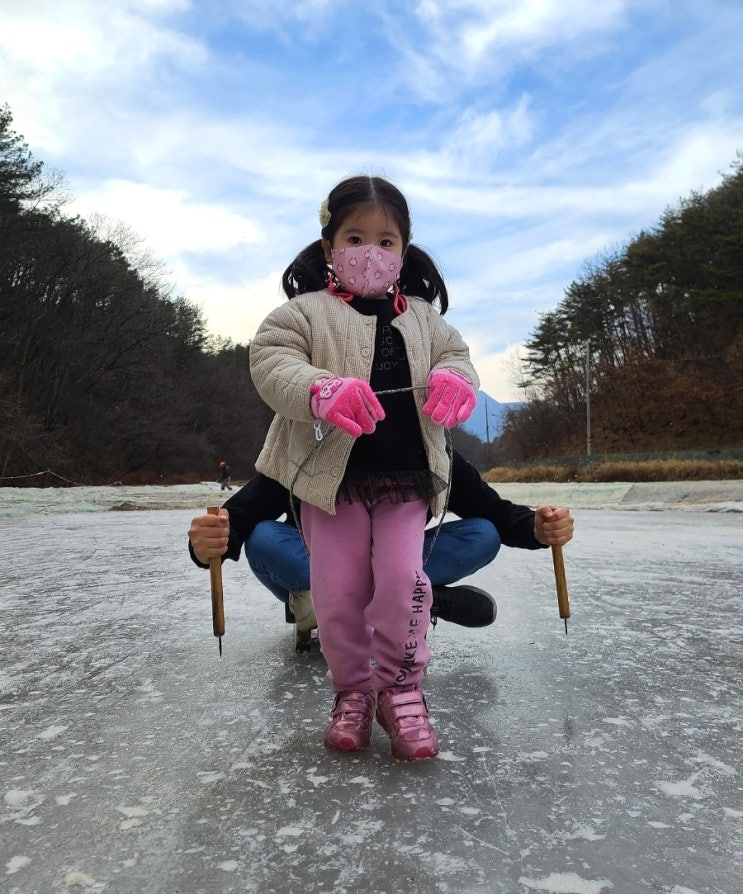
{"left": 281, "top": 175, "right": 449, "bottom": 313}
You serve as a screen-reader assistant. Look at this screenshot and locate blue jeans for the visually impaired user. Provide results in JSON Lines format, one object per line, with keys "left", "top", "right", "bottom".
{"left": 245, "top": 517, "right": 501, "bottom": 603}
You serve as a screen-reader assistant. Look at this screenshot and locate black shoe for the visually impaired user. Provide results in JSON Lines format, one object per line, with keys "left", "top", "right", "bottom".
{"left": 431, "top": 584, "right": 497, "bottom": 628}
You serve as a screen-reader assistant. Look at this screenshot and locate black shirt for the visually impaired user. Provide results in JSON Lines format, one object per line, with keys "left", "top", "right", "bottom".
{"left": 345, "top": 296, "right": 428, "bottom": 478}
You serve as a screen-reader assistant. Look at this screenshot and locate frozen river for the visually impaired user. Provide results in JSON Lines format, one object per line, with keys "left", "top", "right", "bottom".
{"left": 1, "top": 493, "right": 742, "bottom": 893}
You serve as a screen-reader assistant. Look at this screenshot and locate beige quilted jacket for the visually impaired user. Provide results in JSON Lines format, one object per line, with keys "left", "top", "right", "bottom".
{"left": 249, "top": 289, "right": 479, "bottom": 516}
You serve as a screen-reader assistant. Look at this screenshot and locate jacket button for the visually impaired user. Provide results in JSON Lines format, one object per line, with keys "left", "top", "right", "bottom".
{"left": 361, "top": 348, "right": 371, "bottom": 358}
{"left": 331, "top": 467, "right": 341, "bottom": 478}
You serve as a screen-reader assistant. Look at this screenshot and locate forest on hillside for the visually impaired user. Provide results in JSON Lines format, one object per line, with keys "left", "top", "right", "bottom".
{"left": 1, "top": 102, "right": 741, "bottom": 484}
{"left": 0, "top": 105, "right": 272, "bottom": 485}
{"left": 500, "top": 153, "right": 743, "bottom": 461}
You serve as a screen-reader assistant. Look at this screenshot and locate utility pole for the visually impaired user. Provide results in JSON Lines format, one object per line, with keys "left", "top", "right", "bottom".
{"left": 484, "top": 396, "right": 491, "bottom": 468}
{"left": 585, "top": 339, "right": 592, "bottom": 456}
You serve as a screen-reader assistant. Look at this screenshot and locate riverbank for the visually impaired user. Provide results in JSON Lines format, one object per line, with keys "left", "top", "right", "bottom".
{"left": 1, "top": 479, "right": 742, "bottom": 516}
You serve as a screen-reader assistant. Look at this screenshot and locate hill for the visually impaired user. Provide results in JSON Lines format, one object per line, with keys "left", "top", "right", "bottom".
{"left": 459, "top": 392, "right": 522, "bottom": 443}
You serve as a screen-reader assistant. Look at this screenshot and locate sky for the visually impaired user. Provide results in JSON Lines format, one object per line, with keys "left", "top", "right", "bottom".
{"left": 1, "top": 0, "right": 742, "bottom": 401}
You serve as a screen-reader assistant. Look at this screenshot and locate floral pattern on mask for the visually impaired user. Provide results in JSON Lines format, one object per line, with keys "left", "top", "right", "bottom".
{"left": 331, "top": 245, "right": 401, "bottom": 298}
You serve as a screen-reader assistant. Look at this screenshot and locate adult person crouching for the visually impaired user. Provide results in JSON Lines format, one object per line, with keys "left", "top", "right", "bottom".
{"left": 188, "top": 452, "right": 574, "bottom": 650}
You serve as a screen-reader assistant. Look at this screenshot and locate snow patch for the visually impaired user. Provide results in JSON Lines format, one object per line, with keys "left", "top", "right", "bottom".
{"left": 4, "top": 788, "right": 43, "bottom": 821}
{"left": 197, "top": 771, "right": 225, "bottom": 784}
{"left": 6, "top": 855, "right": 31, "bottom": 875}
{"left": 307, "top": 771, "right": 330, "bottom": 786}
{"left": 693, "top": 751, "right": 736, "bottom": 776}
{"left": 348, "top": 776, "right": 373, "bottom": 786}
{"left": 437, "top": 750, "right": 466, "bottom": 762}
{"left": 519, "top": 872, "right": 613, "bottom": 893}
{"left": 64, "top": 870, "right": 95, "bottom": 887}
{"left": 517, "top": 750, "right": 549, "bottom": 761}
{"left": 116, "top": 805, "right": 149, "bottom": 818}
{"left": 37, "top": 724, "right": 68, "bottom": 739}
{"left": 657, "top": 778, "right": 703, "bottom": 799}
{"left": 276, "top": 825, "right": 304, "bottom": 838}
{"left": 564, "top": 825, "right": 605, "bottom": 841}
{"left": 4, "top": 789, "right": 37, "bottom": 809}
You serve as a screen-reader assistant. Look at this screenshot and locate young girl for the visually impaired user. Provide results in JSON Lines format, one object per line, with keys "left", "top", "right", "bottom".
{"left": 249, "top": 175, "right": 478, "bottom": 761}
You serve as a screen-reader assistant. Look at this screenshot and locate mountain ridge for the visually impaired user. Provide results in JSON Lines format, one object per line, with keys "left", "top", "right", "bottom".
{"left": 460, "top": 391, "right": 522, "bottom": 442}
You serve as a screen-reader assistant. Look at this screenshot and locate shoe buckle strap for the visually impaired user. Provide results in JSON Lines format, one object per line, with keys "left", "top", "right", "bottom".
{"left": 334, "top": 693, "right": 374, "bottom": 715}
{"left": 384, "top": 693, "right": 428, "bottom": 719}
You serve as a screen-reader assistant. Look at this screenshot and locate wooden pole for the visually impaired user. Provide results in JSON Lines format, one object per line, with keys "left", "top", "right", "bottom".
{"left": 551, "top": 544, "right": 571, "bottom": 634}
{"left": 207, "top": 506, "right": 225, "bottom": 655}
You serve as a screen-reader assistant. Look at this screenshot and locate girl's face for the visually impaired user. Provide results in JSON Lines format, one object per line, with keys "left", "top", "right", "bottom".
{"left": 323, "top": 203, "right": 404, "bottom": 261}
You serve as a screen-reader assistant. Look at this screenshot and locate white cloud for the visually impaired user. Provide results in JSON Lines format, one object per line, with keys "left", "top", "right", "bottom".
{"left": 458, "top": 0, "right": 629, "bottom": 59}
{"left": 2, "top": 0, "right": 741, "bottom": 405}
{"left": 0, "top": 0, "right": 200, "bottom": 77}
{"left": 652, "top": 123, "right": 743, "bottom": 196}
{"left": 466, "top": 341, "right": 531, "bottom": 403}
{"left": 412, "top": 0, "right": 631, "bottom": 71}
{"left": 0, "top": 0, "right": 205, "bottom": 155}
{"left": 442, "top": 98, "right": 535, "bottom": 169}
{"left": 184, "top": 270, "right": 287, "bottom": 347}
{"left": 69, "top": 181, "right": 263, "bottom": 255}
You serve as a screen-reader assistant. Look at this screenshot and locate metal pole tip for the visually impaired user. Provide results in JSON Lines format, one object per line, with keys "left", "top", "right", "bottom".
{"left": 218, "top": 637, "right": 223, "bottom": 657}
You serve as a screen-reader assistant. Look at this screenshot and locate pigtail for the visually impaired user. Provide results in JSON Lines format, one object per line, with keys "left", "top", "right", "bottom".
{"left": 399, "top": 244, "right": 449, "bottom": 315}
{"left": 282, "top": 240, "right": 328, "bottom": 298}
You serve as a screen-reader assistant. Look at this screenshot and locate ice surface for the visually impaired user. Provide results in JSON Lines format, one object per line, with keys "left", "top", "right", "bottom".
{"left": 1, "top": 486, "right": 742, "bottom": 893}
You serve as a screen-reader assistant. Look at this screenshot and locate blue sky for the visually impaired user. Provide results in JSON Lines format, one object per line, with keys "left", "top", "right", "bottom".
{"left": 1, "top": 0, "right": 742, "bottom": 400}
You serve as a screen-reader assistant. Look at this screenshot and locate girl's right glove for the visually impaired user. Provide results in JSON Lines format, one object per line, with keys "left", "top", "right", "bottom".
{"left": 422, "top": 368, "right": 477, "bottom": 428}
{"left": 310, "top": 377, "right": 385, "bottom": 437}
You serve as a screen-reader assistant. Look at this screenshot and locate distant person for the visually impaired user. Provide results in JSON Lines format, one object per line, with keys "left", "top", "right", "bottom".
{"left": 218, "top": 461, "right": 232, "bottom": 491}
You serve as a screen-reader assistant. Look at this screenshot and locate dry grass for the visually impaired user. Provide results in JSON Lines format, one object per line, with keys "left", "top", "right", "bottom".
{"left": 483, "top": 459, "right": 743, "bottom": 484}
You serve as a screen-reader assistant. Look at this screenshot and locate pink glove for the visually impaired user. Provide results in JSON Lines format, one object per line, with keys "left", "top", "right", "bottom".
{"left": 310, "top": 377, "right": 385, "bottom": 437}
{"left": 422, "top": 369, "right": 477, "bottom": 428}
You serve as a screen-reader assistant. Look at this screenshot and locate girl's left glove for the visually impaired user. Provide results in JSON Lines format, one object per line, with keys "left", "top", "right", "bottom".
{"left": 422, "top": 369, "right": 477, "bottom": 428}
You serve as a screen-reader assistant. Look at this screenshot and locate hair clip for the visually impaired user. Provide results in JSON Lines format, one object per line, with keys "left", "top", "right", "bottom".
{"left": 319, "top": 199, "right": 331, "bottom": 228}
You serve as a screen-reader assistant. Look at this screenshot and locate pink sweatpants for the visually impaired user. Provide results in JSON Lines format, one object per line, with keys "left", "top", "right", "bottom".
{"left": 301, "top": 497, "right": 432, "bottom": 694}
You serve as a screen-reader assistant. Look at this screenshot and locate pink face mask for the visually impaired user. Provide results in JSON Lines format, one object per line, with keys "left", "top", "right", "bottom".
{"left": 331, "top": 244, "right": 402, "bottom": 298}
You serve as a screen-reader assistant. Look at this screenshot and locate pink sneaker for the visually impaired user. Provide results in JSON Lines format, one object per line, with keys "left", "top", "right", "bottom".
{"left": 323, "top": 690, "right": 376, "bottom": 752}
{"left": 376, "top": 685, "right": 439, "bottom": 761}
